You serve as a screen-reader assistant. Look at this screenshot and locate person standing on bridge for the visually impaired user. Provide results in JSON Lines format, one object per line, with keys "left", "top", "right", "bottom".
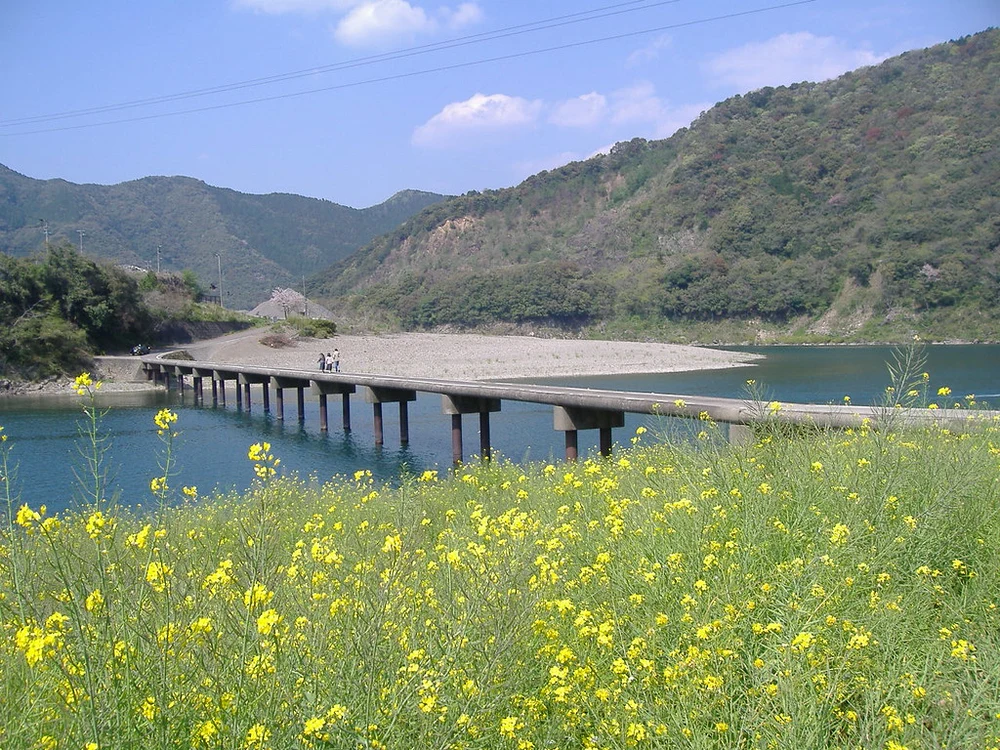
{"left": 332, "top": 348, "right": 340, "bottom": 373}
{"left": 317, "top": 352, "right": 326, "bottom": 371}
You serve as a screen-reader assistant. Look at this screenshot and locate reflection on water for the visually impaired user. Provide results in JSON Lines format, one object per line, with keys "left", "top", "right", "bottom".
{"left": 2, "top": 344, "right": 997, "bottom": 515}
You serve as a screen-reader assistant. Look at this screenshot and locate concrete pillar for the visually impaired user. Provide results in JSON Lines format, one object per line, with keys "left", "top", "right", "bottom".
{"left": 479, "top": 411, "right": 491, "bottom": 461}
{"left": 275, "top": 388, "right": 284, "bottom": 420}
{"left": 565, "top": 430, "right": 579, "bottom": 461}
{"left": 599, "top": 427, "right": 613, "bottom": 458}
{"left": 318, "top": 394, "right": 328, "bottom": 431}
{"left": 311, "top": 382, "right": 356, "bottom": 433}
{"left": 373, "top": 402, "right": 384, "bottom": 446}
{"left": 363, "top": 386, "right": 416, "bottom": 447}
{"left": 451, "top": 414, "right": 463, "bottom": 464}
{"left": 297, "top": 388, "right": 305, "bottom": 421}
{"left": 441, "top": 395, "right": 501, "bottom": 464}
{"left": 399, "top": 402, "right": 410, "bottom": 445}
{"left": 553, "top": 406, "right": 624, "bottom": 460}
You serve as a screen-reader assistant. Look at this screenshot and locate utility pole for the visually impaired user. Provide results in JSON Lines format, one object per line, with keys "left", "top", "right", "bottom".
{"left": 156, "top": 245, "right": 161, "bottom": 274}
{"left": 215, "top": 252, "right": 224, "bottom": 309}
{"left": 77, "top": 229, "right": 85, "bottom": 252}
{"left": 39, "top": 219, "right": 49, "bottom": 248}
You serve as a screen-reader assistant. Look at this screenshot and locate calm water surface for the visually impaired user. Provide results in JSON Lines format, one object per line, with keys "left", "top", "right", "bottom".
{"left": 2, "top": 344, "right": 997, "bottom": 515}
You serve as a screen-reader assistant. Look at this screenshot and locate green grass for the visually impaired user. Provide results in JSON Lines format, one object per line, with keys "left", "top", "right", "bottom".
{"left": 1, "top": 401, "right": 999, "bottom": 749}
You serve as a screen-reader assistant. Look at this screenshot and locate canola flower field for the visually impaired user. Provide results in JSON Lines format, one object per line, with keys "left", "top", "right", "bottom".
{"left": 1, "top": 375, "right": 999, "bottom": 749}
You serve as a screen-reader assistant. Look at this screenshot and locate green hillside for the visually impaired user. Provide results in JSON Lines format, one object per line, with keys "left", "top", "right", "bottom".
{"left": 312, "top": 29, "right": 1000, "bottom": 343}
{"left": 0, "top": 170, "right": 447, "bottom": 309}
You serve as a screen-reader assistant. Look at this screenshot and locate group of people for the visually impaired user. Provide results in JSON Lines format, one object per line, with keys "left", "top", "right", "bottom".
{"left": 318, "top": 349, "right": 340, "bottom": 373}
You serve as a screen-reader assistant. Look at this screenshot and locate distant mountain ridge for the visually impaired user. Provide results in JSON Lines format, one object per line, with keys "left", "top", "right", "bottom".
{"left": 311, "top": 29, "right": 1000, "bottom": 342}
{"left": 0, "top": 166, "right": 447, "bottom": 308}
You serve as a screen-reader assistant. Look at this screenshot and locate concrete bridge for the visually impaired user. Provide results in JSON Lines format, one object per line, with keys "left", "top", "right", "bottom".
{"left": 139, "top": 356, "right": 993, "bottom": 463}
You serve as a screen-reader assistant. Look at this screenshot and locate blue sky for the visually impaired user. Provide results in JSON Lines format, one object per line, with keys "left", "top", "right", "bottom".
{"left": 2, "top": 0, "right": 996, "bottom": 208}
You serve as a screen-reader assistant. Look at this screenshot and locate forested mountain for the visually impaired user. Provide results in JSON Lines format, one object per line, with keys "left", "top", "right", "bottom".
{"left": 0, "top": 169, "right": 446, "bottom": 308}
{"left": 312, "top": 29, "right": 1000, "bottom": 342}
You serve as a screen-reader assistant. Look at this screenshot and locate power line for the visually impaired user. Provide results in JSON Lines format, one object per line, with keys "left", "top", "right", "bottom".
{"left": 1, "top": 0, "right": 816, "bottom": 137}
{"left": 0, "top": 0, "right": 673, "bottom": 128}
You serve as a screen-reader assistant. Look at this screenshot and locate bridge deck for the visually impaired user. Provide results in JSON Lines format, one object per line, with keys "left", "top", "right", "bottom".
{"left": 142, "top": 356, "right": 996, "bottom": 461}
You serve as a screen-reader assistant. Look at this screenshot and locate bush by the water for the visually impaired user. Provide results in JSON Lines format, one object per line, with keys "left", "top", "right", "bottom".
{"left": 1, "top": 391, "right": 998, "bottom": 749}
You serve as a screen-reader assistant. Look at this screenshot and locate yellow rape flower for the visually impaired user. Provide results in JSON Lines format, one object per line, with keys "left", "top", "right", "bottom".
{"left": 830, "top": 523, "right": 850, "bottom": 546}
{"left": 16, "top": 503, "right": 44, "bottom": 528}
{"left": 303, "top": 716, "right": 326, "bottom": 736}
{"left": 381, "top": 534, "right": 402, "bottom": 554}
{"left": 139, "top": 696, "right": 158, "bottom": 721}
{"left": 499, "top": 716, "right": 521, "bottom": 739}
{"left": 74, "top": 372, "right": 102, "bottom": 396}
{"left": 244, "top": 582, "right": 274, "bottom": 610}
{"left": 244, "top": 723, "right": 271, "bottom": 748}
{"left": 85, "top": 510, "right": 113, "bottom": 539}
{"left": 153, "top": 408, "right": 177, "bottom": 432}
{"left": 145, "top": 561, "right": 172, "bottom": 592}
{"left": 790, "top": 631, "right": 815, "bottom": 652}
{"left": 257, "top": 608, "right": 283, "bottom": 636}
{"left": 84, "top": 589, "right": 104, "bottom": 613}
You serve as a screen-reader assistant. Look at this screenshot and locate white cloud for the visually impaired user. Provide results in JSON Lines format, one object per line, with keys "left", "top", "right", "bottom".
{"left": 626, "top": 33, "right": 672, "bottom": 68}
{"left": 332, "top": 0, "right": 482, "bottom": 46}
{"left": 607, "top": 83, "right": 707, "bottom": 139}
{"left": 236, "top": 0, "right": 483, "bottom": 47}
{"left": 549, "top": 92, "right": 607, "bottom": 128}
{"left": 412, "top": 93, "right": 542, "bottom": 147}
{"left": 706, "top": 32, "right": 887, "bottom": 91}
{"left": 444, "top": 2, "right": 482, "bottom": 29}
{"left": 233, "top": 0, "right": 360, "bottom": 13}
{"left": 609, "top": 82, "right": 666, "bottom": 126}
{"left": 334, "top": 0, "right": 433, "bottom": 46}
{"left": 650, "top": 101, "right": 711, "bottom": 139}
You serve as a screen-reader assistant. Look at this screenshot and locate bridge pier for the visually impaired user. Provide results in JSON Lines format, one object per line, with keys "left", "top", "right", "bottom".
{"left": 239, "top": 373, "right": 270, "bottom": 414}
{"left": 193, "top": 367, "right": 214, "bottom": 405}
{"left": 442, "top": 395, "right": 502, "bottom": 463}
{"left": 271, "top": 376, "right": 305, "bottom": 421}
{"left": 553, "top": 406, "right": 625, "bottom": 460}
{"left": 364, "top": 386, "right": 417, "bottom": 447}
{"left": 312, "top": 382, "right": 357, "bottom": 432}
{"left": 214, "top": 371, "right": 238, "bottom": 408}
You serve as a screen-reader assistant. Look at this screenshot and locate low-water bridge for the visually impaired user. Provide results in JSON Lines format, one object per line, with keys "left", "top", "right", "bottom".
{"left": 140, "top": 357, "right": 991, "bottom": 463}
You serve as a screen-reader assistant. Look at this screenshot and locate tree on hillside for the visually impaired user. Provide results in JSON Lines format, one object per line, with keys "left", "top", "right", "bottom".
{"left": 270, "top": 287, "right": 305, "bottom": 319}
{"left": 0, "top": 244, "right": 155, "bottom": 377}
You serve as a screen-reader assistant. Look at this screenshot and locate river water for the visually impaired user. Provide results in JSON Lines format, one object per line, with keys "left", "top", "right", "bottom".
{"left": 2, "top": 344, "right": 997, "bottom": 515}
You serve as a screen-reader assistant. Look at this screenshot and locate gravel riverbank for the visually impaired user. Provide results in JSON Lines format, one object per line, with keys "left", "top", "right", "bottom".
{"left": 2, "top": 331, "right": 762, "bottom": 397}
